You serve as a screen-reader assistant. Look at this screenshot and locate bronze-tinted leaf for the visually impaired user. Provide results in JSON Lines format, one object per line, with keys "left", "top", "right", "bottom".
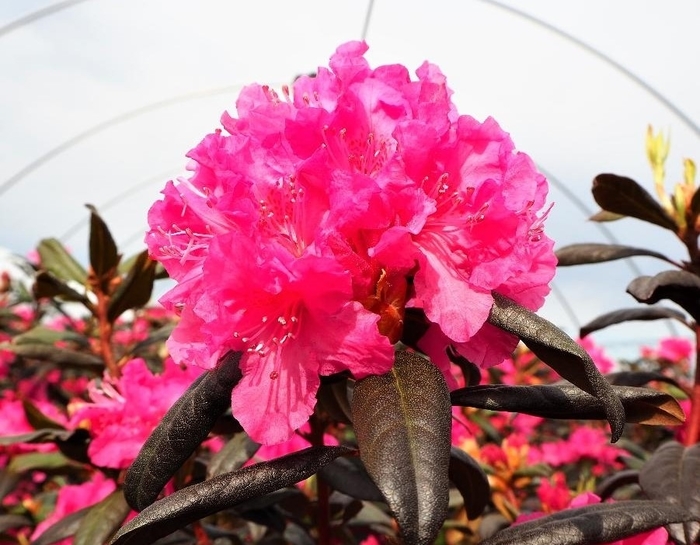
{"left": 487, "top": 293, "right": 625, "bottom": 441}
{"left": 74, "top": 490, "right": 131, "bottom": 545}
{"left": 449, "top": 447, "right": 490, "bottom": 520}
{"left": 480, "top": 500, "right": 691, "bottom": 545}
{"left": 627, "top": 270, "right": 700, "bottom": 322}
{"left": 351, "top": 350, "right": 452, "bottom": 545}
{"left": 207, "top": 432, "right": 260, "bottom": 479}
{"left": 606, "top": 371, "right": 681, "bottom": 389}
{"left": 639, "top": 441, "right": 700, "bottom": 544}
{"left": 317, "top": 455, "right": 384, "bottom": 502}
{"left": 124, "top": 352, "right": 242, "bottom": 512}
{"left": 111, "top": 446, "right": 351, "bottom": 545}
{"left": 592, "top": 173, "right": 678, "bottom": 231}
{"left": 107, "top": 251, "right": 157, "bottom": 322}
{"left": 0, "top": 514, "right": 31, "bottom": 534}
{"left": 556, "top": 243, "right": 674, "bottom": 267}
{"left": 0, "top": 428, "right": 75, "bottom": 447}
{"left": 32, "top": 507, "right": 91, "bottom": 545}
{"left": 36, "top": 238, "right": 87, "bottom": 284}
{"left": 595, "top": 469, "right": 640, "bottom": 501}
{"left": 2, "top": 343, "right": 104, "bottom": 370}
{"left": 580, "top": 306, "right": 691, "bottom": 337}
{"left": 451, "top": 384, "right": 684, "bottom": 426}
{"left": 87, "top": 204, "right": 121, "bottom": 285}
{"left": 23, "top": 398, "right": 66, "bottom": 430}
{"left": 690, "top": 185, "right": 700, "bottom": 220}
{"left": 33, "top": 271, "right": 91, "bottom": 306}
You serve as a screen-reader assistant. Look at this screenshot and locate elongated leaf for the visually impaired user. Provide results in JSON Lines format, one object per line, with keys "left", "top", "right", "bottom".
{"left": 23, "top": 399, "right": 67, "bottom": 431}
{"left": 129, "top": 324, "right": 175, "bottom": 356}
{"left": 36, "top": 238, "right": 87, "bottom": 284}
{"left": 112, "top": 446, "right": 351, "bottom": 545}
{"left": 14, "top": 325, "right": 89, "bottom": 347}
{"left": 589, "top": 210, "right": 625, "bottom": 222}
{"left": 33, "top": 271, "right": 91, "bottom": 306}
{"left": 0, "top": 514, "right": 31, "bottom": 533}
{"left": 317, "top": 455, "right": 384, "bottom": 502}
{"left": 606, "top": 371, "right": 681, "bottom": 389}
{"left": 451, "top": 384, "right": 684, "bottom": 426}
{"left": 108, "top": 250, "right": 156, "bottom": 322}
{"left": 580, "top": 306, "right": 691, "bottom": 337}
{"left": 690, "top": 185, "right": 700, "bottom": 220}
{"left": 1, "top": 343, "right": 104, "bottom": 369}
{"left": 32, "top": 507, "right": 92, "bottom": 545}
{"left": 481, "top": 500, "right": 691, "bottom": 545}
{"left": 627, "top": 270, "right": 700, "bottom": 322}
{"left": 87, "top": 205, "right": 120, "bottom": 284}
{"left": 316, "top": 378, "right": 353, "bottom": 425}
{"left": 0, "top": 470, "right": 20, "bottom": 501}
{"left": 556, "top": 243, "right": 674, "bottom": 267}
{"left": 351, "top": 350, "right": 452, "bottom": 545}
{"left": 74, "top": 490, "right": 131, "bottom": 545}
{"left": 0, "top": 428, "right": 75, "bottom": 446}
{"left": 124, "top": 351, "right": 242, "bottom": 512}
{"left": 487, "top": 293, "right": 625, "bottom": 441}
{"left": 639, "top": 441, "right": 700, "bottom": 544}
{"left": 592, "top": 173, "right": 678, "bottom": 231}
{"left": 595, "top": 469, "right": 640, "bottom": 501}
{"left": 207, "top": 432, "right": 260, "bottom": 479}
{"left": 448, "top": 447, "right": 489, "bottom": 520}
{"left": 8, "top": 451, "right": 76, "bottom": 473}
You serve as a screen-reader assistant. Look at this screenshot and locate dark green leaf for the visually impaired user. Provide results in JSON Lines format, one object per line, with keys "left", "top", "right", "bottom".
{"left": 351, "top": 350, "right": 452, "bottom": 545}
{"left": 1, "top": 343, "right": 104, "bottom": 369}
{"left": 580, "top": 306, "right": 692, "bottom": 337}
{"left": 206, "top": 432, "right": 260, "bottom": 479}
{"left": 0, "top": 428, "right": 75, "bottom": 446}
{"left": 0, "top": 470, "right": 20, "bottom": 501}
{"left": 36, "top": 238, "right": 87, "bottom": 284}
{"left": 448, "top": 447, "right": 489, "bottom": 520}
{"left": 14, "top": 324, "right": 90, "bottom": 347}
{"left": 108, "top": 251, "right": 157, "bottom": 322}
{"left": 0, "top": 514, "right": 31, "bottom": 534}
{"left": 639, "top": 441, "right": 700, "bottom": 544}
{"left": 556, "top": 243, "right": 675, "bottom": 267}
{"left": 487, "top": 293, "right": 625, "bottom": 441}
{"left": 595, "top": 469, "right": 640, "bottom": 501}
{"left": 627, "top": 270, "right": 700, "bottom": 322}
{"left": 74, "top": 490, "right": 131, "bottom": 545}
{"left": 23, "top": 399, "right": 66, "bottom": 431}
{"left": 111, "top": 446, "right": 351, "bottom": 545}
{"left": 480, "top": 500, "right": 691, "bottom": 545}
{"left": 592, "top": 173, "right": 678, "bottom": 231}
{"left": 87, "top": 204, "right": 120, "bottom": 283}
{"left": 589, "top": 210, "right": 625, "bottom": 222}
{"left": 8, "top": 451, "right": 76, "bottom": 473}
{"left": 124, "top": 351, "right": 243, "bottom": 512}
{"left": 32, "top": 506, "right": 91, "bottom": 545}
{"left": 317, "top": 455, "right": 384, "bottom": 502}
{"left": 451, "top": 383, "right": 685, "bottom": 426}
{"left": 33, "top": 271, "right": 91, "bottom": 305}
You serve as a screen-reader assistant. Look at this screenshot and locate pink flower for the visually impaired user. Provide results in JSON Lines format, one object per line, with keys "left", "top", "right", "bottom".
{"left": 642, "top": 337, "right": 693, "bottom": 363}
{"left": 31, "top": 471, "right": 116, "bottom": 545}
{"left": 69, "top": 358, "right": 203, "bottom": 468}
{"left": 146, "top": 41, "right": 554, "bottom": 444}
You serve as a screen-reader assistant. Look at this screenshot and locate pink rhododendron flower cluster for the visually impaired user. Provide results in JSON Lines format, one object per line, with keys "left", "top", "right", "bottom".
{"left": 69, "top": 357, "right": 203, "bottom": 468}
{"left": 641, "top": 336, "right": 693, "bottom": 364}
{"left": 146, "top": 41, "right": 555, "bottom": 444}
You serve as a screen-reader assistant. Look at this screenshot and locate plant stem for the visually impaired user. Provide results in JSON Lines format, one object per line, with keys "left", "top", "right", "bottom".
{"left": 310, "top": 414, "right": 331, "bottom": 545}
{"left": 684, "top": 326, "right": 700, "bottom": 445}
{"left": 96, "top": 288, "right": 118, "bottom": 378}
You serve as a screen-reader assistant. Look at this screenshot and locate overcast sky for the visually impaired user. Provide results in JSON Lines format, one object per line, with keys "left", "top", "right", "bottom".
{"left": 2, "top": 0, "right": 700, "bottom": 358}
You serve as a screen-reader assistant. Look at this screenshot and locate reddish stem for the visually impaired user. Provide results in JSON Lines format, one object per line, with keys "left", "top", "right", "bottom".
{"left": 192, "top": 520, "right": 212, "bottom": 545}
{"left": 96, "top": 288, "right": 119, "bottom": 378}
{"left": 683, "top": 326, "right": 700, "bottom": 445}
